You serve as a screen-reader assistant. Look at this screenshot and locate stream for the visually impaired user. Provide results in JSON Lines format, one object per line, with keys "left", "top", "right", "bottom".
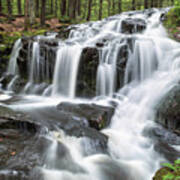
{"left": 0, "top": 8, "right": 180, "bottom": 180}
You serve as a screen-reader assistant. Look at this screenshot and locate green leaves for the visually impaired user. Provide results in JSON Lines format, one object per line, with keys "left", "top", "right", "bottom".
{"left": 162, "top": 163, "right": 177, "bottom": 171}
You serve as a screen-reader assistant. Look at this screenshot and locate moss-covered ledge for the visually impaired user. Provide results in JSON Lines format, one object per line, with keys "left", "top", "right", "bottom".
{"left": 153, "top": 159, "right": 180, "bottom": 180}
{"left": 163, "top": 6, "right": 180, "bottom": 42}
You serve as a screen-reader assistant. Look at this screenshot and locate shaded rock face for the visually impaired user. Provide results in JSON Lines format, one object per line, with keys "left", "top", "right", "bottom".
{"left": 121, "top": 18, "right": 146, "bottom": 34}
{"left": 17, "top": 37, "right": 57, "bottom": 83}
{"left": 56, "top": 25, "right": 76, "bottom": 39}
{"left": 143, "top": 126, "right": 180, "bottom": 162}
{"left": 116, "top": 43, "right": 130, "bottom": 90}
{"left": 0, "top": 73, "right": 14, "bottom": 89}
{"left": 76, "top": 47, "right": 99, "bottom": 97}
{"left": 0, "top": 46, "right": 12, "bottom": 77}
{"left": 57, "top": 102, "right": 114, "bottom": 130}
{"left": 0, "top": 105, "right": 47, "bottom": 180}
{"left": 155, "top": 85, "right": 180, "bottom": 135}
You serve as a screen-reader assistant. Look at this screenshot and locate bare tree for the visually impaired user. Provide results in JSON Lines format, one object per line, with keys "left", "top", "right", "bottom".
{"left": 24, "top": 0, "right": 30, "bottom": 30}
{"left": 107, "top": 0, "right": 111, "bottom": 16}
{"left": 144, "top": 0, "right": 148, "bottom": 9}
{"left": 6, "top": 0, "right": 12, "bottom": 19}
{"left": 29, "top": 0, "right": 36, "bottom": 24}
{"left": 0, "top": 0, "right": 2, "bottom": 13}
{"left": 77, "top": 0, "right": 81, "bottom": 16}
{"left": 41, "top": 0, "right": 46, "bottom": 26}
{"left": 60, "top": 0, "right": 66, "bottom": 16}
{"left": 51, "top": 0, "right": 54, "bottom": 14}
{"left": 87, "top": 0, "right": 92, "bottom": 21}
{"left": 35, "top": 0, "right": 39, "bottom": 17}
{"left": 118, "top": 0, "right": 122, "bottom": 13}
{"left": 99, "top": 0, "right": 103, "bottom": 20}
{"left": 132, "top": 0, "right": 135, "bottom": 10}
{"left": 17, "top": 0, "right": 22, "bottom": 15}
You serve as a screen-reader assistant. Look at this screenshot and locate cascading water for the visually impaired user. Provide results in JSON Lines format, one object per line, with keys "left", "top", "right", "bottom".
{"left": 2, "top": 8, "right": 180, "bottom": 180}
{"left": 7, "top": 38, "right": 22, "bottom": 75}
{"left": 51, "top": 44, "right": 82, "bottom": 98}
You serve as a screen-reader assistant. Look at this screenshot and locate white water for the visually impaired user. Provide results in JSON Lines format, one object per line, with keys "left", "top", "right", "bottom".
{"left": 41, "top": 9, "right": 180, "bottom": 180}
{"left": 51, "top": 45, "right": 82, "bottom": 98}
{"left": 7, "top": 39, "right": 22, "bottom": 75}
{"left": 4, "top": 8, "right": 180, "bottom": 180}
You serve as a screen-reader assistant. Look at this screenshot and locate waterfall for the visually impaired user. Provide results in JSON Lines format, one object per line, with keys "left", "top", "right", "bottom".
{"left": 3, "top": 8, "right": 180, "bottom": 180}
{"left": 124, "top": 38, "right": 158, "bottom": 84}
{"left": 7, "top": 39, "right": 22, "bottom": 75}
{"left": 51, "top": 45, "right": 82, "bottom": 98}
{"left": 30, "top": 42, "right": 40, "bottom": 83}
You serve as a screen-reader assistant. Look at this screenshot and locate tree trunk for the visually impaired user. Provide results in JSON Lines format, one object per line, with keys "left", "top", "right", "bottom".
{"left": 0, "top": 0, "right": 2, "bottom": 13}
{"left": 159, "top": 0, "right": 164, "bottom": 7}
{"left": 55, "top": 0, "right": 58, "bottom": 17}
{"left": 144, "top": 0, "right": 148, "bottom": 9}
{"left": 87, "top": 0, "right": 92, "bottom": 21}
{"left": 17, "top": 0, "right": 22, "bottom": 15}
{"left": 171, "top": 0, "right": 174, "bottom": 5}
{"left": 112, "top": 0, "right": 115, "bottom": 14}
{"left": 118, "top": 0, "right": 122, "bottom": 13}
{"left": 77, "top": 0, "right": 81, "bottom": 16}
{"left": 99, "top": 0, "right": 103, "bottom": 20}
{"left": 60, "top": 0, "right": 66, "bottom": 16}
{"left": 154, "top": 0, "right": 158, "bottom": 7}
{"left": 24, "top": 0, "right": 29, "bottom": 30}
{"left": 151, "top": 0, "right": 154, "bottom": 7}
{"left": 51, "top": 0, "right": 54, "bottom": 14}
{"left": 69, "top": 0, "right": 76, "bottom": 19}
{"left": 35, "top": 0, "right": 39, "bottom": 17}
{"left": 29, "top": 0, "right": 35, "bottom": 24}
{"left": 41, "top": 0, "right": 46, "bottom": 26}
{"left": 7, "top": 0, "right": 12, "bottom": 18}
{"left": 132, "top": 0, "right": 135, "bottom": 10}
{"left": 107, "top": 0, "right": 111, "bottom": 16}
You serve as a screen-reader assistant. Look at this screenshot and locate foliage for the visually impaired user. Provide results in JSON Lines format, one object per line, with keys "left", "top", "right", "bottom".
{"left": 154, "top": 159, "right": 180, "bottom": 180}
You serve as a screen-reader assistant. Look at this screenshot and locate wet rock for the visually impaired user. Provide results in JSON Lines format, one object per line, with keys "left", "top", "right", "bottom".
{"left": 25, "top": 104, "right": 109, "bottom": 155}
{"left": 56, "top": 25, "right": 75, "bottom": 39}
{"left": 17, "top": 37, "right": 56, "bottom": 84}
{"left": 121, "top": 18, "right": 146, "bottom": 34}
{"left": 143, "top": 125, "right": 180, "bottom": 162}
{"left": 76, "top": 47, "right": 99, "bottom": 97}
{"left": 57, "top": 102, "right": 114, "bottom": 130}
{"left": 154, "top": 141, "right": 180, "bottom": 163}
{"left": 0, "top": 73, "right": 14, "bottom": 89}
{"left": 116, "top": 43, "right": 129, "bottom": 90}
{"left": 7, "top": 76, "right": 26, "bottom": 93}
{"left": 0, "top": 105, "right": 48, "bottom": 179}
{"left": 155, "top": 85, "right": 180, "bottom": 135}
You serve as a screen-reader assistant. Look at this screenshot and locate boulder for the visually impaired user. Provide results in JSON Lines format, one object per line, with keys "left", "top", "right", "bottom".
{"left": 56, "top": 25, "right": 76, "bottom": 39}
{"left": 0, "top": 105, "right": 47, "bottom": 179}
{"left": 155, "top": 85, "right": 180, "bottom": 135}
{"left": 121, "top": 18, "right": 146, "bottom": 34}
{"left": 76, "top": 47, "right": 99, "bottom": 97}
{"left": 57, "top": 102, "right": 114, "bottom": 130}
{"left": 0, "top": 73, "right": 14, "bottom": 89}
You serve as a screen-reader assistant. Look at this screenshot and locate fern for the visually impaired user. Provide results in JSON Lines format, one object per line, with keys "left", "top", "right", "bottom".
{"left": 162, "top": 163, "right": 176, "bottom": 171}
{"left": 163, "top": 173, "right": 175, "bottom": 180}
{"left": 175, "top": 159, "right": 180, "bottom": 165}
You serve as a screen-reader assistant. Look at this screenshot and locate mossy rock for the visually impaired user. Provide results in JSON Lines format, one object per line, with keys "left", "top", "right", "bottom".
{"left": 153, "top": 160, "right": 180, "bottom": 180}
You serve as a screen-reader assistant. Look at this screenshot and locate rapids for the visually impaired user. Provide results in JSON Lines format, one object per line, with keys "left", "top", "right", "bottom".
{"left": 1, "top": 7, "right": 180, "bottom": 180}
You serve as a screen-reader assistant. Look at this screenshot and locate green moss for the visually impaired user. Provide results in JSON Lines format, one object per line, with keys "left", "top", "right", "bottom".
{"left": 153, "top": 160, "right": 180, "bottom": 180}
{"left": 163, "top": 7, "right": 180, "bottom": 42}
